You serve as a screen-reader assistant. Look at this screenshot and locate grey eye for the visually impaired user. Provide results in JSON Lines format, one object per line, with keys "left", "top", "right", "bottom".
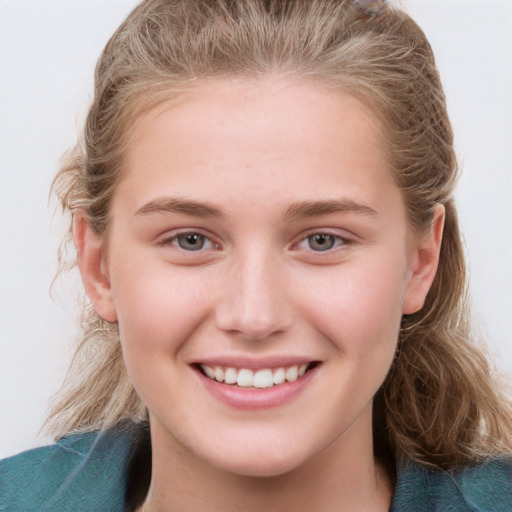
{"left": 307, "top": 234, "right": 336, "bottom": 251}
{"left": 177, "top": 233, "right": 206, "bottom": 251}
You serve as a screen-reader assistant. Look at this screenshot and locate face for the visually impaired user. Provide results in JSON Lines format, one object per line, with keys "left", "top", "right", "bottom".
{"left": 79, "top": 77, "right": 440, "bottom": 477}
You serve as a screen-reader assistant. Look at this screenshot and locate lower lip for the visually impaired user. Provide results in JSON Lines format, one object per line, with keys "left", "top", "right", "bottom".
{"left": 194, "top": 365, "right": 320, "bottom": 410}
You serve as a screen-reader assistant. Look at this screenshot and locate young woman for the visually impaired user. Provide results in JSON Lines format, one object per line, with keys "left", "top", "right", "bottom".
{"left": 1, "top": 0, "right": 511, "bottom": 510}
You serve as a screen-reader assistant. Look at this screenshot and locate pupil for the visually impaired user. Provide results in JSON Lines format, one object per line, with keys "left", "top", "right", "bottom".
{"left": 309, "top": 234, "right": 334, "bottom": 251}
{"left": 179, "top": 234, "right": 204, "bottom": 251}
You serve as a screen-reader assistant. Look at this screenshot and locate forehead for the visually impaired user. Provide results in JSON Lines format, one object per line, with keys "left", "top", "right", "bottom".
{"left": 129, "top": 76, "right": 383, "bottom": 151}
{"left": 116, "top": 76, "right": 400, "bottom": 218}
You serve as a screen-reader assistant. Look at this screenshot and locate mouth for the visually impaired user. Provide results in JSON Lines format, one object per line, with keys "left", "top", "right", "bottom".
{"left": 195, "top": 361, "right": 321, "bottom": 389}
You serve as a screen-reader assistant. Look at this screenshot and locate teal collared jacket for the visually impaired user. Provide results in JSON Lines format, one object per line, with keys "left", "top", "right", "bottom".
{"left": 1, "top": 427, "right": 511, "bottom": 511}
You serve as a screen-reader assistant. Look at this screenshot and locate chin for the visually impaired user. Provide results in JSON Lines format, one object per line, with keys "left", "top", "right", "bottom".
{"left": 212, "top": 452, "right": 304, "bottom": 478}
{"left": 200, "top": 436, "right": 314, "bottom": 478}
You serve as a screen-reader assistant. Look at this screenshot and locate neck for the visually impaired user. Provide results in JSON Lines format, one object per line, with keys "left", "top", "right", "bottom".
{"left": 138, "top": 410, "right": 393, "bottom": 512}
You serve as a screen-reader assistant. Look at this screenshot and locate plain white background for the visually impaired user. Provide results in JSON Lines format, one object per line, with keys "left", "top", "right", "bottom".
{"left": 1, "top": 0, "right": 511, "bottom": 459}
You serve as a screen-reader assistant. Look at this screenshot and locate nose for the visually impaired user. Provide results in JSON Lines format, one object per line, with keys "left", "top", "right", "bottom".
{"left": 215, "top": 248, "right": 294, "bottom": 341}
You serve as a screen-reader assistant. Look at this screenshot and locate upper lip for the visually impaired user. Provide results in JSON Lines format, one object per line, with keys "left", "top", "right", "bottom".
{"left": 191, "top": 355, "right": 321, "bottom": 370}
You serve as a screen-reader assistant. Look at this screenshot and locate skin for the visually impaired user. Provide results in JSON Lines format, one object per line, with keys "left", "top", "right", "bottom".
{"left": 75, "top": 77, "right": 444, "bottom": 511}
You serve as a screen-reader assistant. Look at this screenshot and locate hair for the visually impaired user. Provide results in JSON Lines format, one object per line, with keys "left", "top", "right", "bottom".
{"left": 47, "top": 0, "right": 512, "bottom": 471}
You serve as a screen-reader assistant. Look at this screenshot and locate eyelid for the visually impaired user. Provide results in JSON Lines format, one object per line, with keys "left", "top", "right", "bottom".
{"left": 157, "top": 229, "right": 221, "bottom": 250}
{"left": 290, "top": 229, "right": 355, "bottom": 252}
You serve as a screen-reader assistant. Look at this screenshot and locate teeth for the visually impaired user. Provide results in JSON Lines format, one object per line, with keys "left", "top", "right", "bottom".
{"left": 254, "top": 369, "right": 273, "bottom": 388}
{"left": 285, "top": 366, "right": 298, "bottom": 382}
{"left": 214, "top": 366, "right": 224, "bottom": 383}
{"left": 273, "top": 367, "right": 285, "bottom": 385}
{"left": 237, "top": 369, "right": 253, "bottom": 387}
{"left": 199, "top": 363, "right": 312, "bottom": 388}
{"left": 203, "top": 365, "right": 215, "bottom": 379}
{"left": 224, "top": 367, "right": 238, "bottom": 384}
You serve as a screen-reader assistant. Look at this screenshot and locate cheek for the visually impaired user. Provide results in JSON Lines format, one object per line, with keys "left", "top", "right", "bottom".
{"left": 111, "top": 263, "right": 216, "bottom": 414}
{"left": 294, "top": 252, "right": 407, "bottom": 356}
{"left": 111, "top": 261, "right": 212, "bottom": 358}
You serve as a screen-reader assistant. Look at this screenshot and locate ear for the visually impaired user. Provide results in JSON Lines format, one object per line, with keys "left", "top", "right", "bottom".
{"left": 402, "top": 205, "right": 445, "bottom": 315}
{"left": 73, "top": 212, "right": 117, "bottom": 322}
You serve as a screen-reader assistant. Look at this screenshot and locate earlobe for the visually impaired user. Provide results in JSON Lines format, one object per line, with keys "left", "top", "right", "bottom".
{"left": 73, "top": 212, "right": 118, "bottom": 322}
{"left": 402, "top": 205, "right": 445, "bottom": 315}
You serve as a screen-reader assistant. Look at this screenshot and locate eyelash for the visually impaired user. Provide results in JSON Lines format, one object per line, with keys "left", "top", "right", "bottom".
{"left": 158, "top": 231, "right": 219, "bottom": 252}
{"left": 158, "top": 230, "right": 352, "bottom": 254}
{"left": 294, "top": 232, "right": 352, "bottom": 253}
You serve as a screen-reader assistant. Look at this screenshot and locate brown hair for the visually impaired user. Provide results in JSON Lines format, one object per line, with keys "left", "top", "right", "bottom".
{"left": 47, "top": 0, "right": 512, "bottom": 470}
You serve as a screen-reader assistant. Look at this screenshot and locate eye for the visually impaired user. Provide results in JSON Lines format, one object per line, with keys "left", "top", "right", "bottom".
{"left": 159, "top": 231, "right": 217, "bottom": 252}
{"left": 307, "top": 233, "right": 337, "bottom": 251}
{"left": 177, "top": 233, "right": 207, "bottom": 251}
{"left": 294, "top": 232, "right": 350, "bottom": 253}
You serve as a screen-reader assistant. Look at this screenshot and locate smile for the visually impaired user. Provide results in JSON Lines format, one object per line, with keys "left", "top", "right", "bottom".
{"left": 194, "top": 360, "right": 321, "bottom": 410}
{"left": 198, "top": 362, "right": 318, "bottom": 388}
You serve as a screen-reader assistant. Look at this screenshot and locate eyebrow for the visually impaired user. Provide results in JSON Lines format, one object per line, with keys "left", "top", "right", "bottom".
{"left": 134, "top": 196, "right": 377, "bottom": 221}
{"left": 283, "top": 199, "right": 377, "bottom": 222}
{"left": 135, "top": 197, "right": 226, "bottom": 218}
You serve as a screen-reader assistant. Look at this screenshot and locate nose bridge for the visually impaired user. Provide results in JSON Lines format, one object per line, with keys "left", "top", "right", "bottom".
{"left": 215, "top": 242, "right": 292, "bottom": 340}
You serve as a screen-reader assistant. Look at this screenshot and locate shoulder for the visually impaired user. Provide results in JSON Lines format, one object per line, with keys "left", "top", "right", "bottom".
{"left": 391, "top": 457, "right": 512, "bottom": 512}
{"left": 0, "top": 427, "right": 136, "bottom": 512}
